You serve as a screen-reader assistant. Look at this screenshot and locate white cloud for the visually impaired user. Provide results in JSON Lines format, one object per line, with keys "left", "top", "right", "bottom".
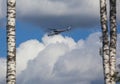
{"left": 16, "top": 33, "right": 120, "bottom": 84}
{"left": 16, "top": 35, "right": 77, "bottom": 75}
{"left": 0, "top": 58, "right": 6, "bottom": 84}
{"left": 42, "top": 35, "right": 76, "bottom": 49}
{"left": 16, "top": 32, "right": 103, "bottom": 84}
{"left": 16, "top": 39, "right": 45, "bottom": 75}
{"left": 0, "top": 32, "right": 120, "bottom": 84}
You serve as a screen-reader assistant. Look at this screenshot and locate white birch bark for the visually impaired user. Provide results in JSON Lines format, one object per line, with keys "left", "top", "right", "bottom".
{"left": 100, "top": 0, "right": 111, "bottom": 84}
{"left": 6, "top": 0, "right": 16, "bottom": 84}
{"left": 109, "top": 0, "right": 117, "bottom": 84}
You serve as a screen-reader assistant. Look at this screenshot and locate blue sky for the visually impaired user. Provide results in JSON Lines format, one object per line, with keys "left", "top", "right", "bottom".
{"left": 0, "top": 20, "right": 101, "bottom": 56}
{"left": 0, "top": 0, "right": 120, "bottom": 84}
{"left": 0, "top": 20, "right": 119, "bottom": 57}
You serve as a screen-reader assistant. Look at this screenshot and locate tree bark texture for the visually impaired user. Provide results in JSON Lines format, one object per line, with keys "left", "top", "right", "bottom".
{"left": 100, "top": 0, "right": 111, "bottom": 84}
{"left": 109, "top": 0, "right": 117, "bottom": 84}
{"left": 6, "top": 0, "right": 16, "bottom": 84}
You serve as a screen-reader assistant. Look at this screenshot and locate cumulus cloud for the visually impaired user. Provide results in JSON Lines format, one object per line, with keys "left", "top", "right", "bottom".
{"left": 16, "top": 32, "right": 103, "bottom": 84}
{"left": 0, "top": 0, "right": 120, "bottom": 29}
{"left": 0, "top": 32, "right": 120, "bottom": 84}
{"left": 16, "top": 33, "right": 120, "bottom": 84}
{"left": 0, "top": 58, "right": 6, "bottom": 84}
{"left": 16, "top": 40, "right": 45, "bottom": 75}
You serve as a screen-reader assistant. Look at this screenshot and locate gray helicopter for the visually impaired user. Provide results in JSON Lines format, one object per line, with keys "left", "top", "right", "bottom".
{"left": 47, "top": 26, "right": 71, "bottom": 36}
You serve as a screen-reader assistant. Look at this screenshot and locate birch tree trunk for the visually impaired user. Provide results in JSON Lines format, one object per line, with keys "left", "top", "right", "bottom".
{"left": 100, "top": 0, "right": 111, "bottom": 84}
{"left": 6, "top": 0, "right": 16, "bottom": 84}
{"left": 109, "top": 0, "right": 117, "bottom": 84}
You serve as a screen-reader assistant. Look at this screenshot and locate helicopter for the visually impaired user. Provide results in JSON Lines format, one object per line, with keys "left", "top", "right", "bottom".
{"left": 47, "top": 26, "right": 71, "bottom": 36}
